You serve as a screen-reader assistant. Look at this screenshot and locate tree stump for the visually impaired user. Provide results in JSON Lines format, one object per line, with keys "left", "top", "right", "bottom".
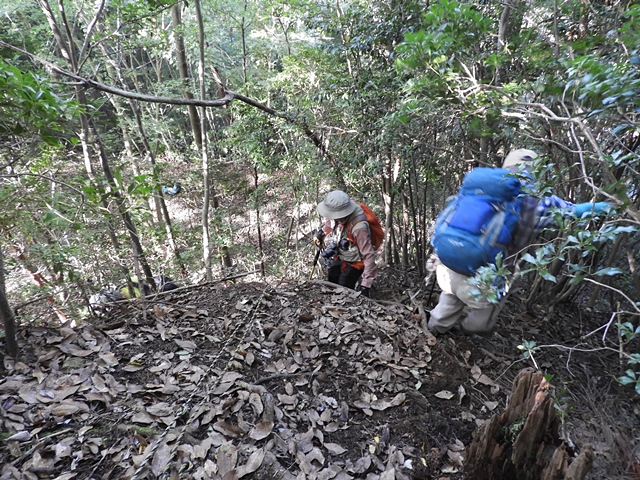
{"left": 465, "top": 368, "right": 594, "bottom": 480}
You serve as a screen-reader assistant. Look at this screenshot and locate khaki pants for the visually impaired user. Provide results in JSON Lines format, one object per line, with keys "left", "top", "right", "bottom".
{"left": 427, "top": 263, "right": 504, "bottom": 335}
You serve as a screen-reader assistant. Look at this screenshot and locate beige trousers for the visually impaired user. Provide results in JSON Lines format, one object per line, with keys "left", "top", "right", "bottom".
{"left": 427, "top": 263, "right": 504, "bottom": 335}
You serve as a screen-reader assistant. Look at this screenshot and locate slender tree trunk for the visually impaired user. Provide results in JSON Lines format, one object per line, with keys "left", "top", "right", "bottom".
{"left": 98, "top": 61, "right": 156, "bottom": 222}
{"left": 192, "top": 0, "right": 213, "bottom": 281}
{"left": 408, "top": 156, "right": 425, "bottom": 275}
{"left": 108, "top": 56, "right": 186, "bottom": 274}
{"left": 106, "top": 49, "right": 188, "bottom": 276}
{"left": 0, "top": 247, "right": 19, "bottom": 357}
{"left": 241, "top": 0, "right": 249, "bottom": 84}
{"left": 552, "top": 0, "right": 560, "bottom": 58}
{"left": 381, "top": 153, "right": 394, "bottom": 266}
{"left": 497, "top": 2, "right": 510, "bottom": 51}
{"left": 88, "top": 120, "right": 156, "bottom": 287}
{"left": 401, "top": 193, "right": 410, "bottom": 266}
{"left": 254, "top": 166, "right": 266, "bottom": 277}
{"left": 38, "top": 0, "right": 153, "bottom": 287}
{"left": 335, "top": 0, "right": 353, "bottom": 78}
{"left": 171, "top": 3, "right": 202, "bottom": 150}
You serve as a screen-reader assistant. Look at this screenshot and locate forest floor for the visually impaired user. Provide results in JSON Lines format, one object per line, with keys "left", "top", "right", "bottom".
{"left": 1, "top": 266, "right": 639, "bottom": 480}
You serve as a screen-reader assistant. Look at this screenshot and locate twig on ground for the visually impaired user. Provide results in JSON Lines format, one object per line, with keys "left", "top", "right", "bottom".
{"left": 10, "top": 428, "right": 74, "bottom": 467}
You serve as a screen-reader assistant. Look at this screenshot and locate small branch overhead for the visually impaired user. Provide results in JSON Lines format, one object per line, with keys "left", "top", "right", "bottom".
{"left": 2, "top": 40, "right": 255, "bottom": 110}
{"left": 0, "top": 40, "right": 333, "bottom": 163}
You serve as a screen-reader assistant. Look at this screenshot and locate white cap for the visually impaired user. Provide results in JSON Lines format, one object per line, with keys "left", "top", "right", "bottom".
{"left": 502, "top": 149, "right": 538, "bottom": 169}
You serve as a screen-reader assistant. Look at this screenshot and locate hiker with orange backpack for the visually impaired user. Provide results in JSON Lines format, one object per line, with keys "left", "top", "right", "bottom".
{"left": 314, "top": 190, "right": 384, "bottom": 297}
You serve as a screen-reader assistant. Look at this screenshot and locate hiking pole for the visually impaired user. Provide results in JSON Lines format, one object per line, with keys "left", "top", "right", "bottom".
{"left": 309, "top": 245, "right": 323, "bottom": 279}
{"left": 425, "top": 271, "right": 437, "bottom": 306}
{"left": 309, "top": 228, "right": 327, "bottom": 280}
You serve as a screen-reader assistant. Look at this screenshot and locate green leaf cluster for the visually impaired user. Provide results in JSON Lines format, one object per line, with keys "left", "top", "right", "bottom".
{"left": 0, "top": 59, "right": 70, "bottom": 146}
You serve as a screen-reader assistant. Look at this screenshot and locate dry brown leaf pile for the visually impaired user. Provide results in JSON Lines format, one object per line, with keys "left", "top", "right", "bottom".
{"left": 1, "top": 278, "right": 638, "bottom": 480}
{"left": 2, "top": 281, "right": 449, "bottom": 479}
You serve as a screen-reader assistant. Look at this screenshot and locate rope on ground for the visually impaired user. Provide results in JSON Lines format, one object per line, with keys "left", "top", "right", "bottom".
{"left": 130, "top": 281, "right": 276, "bottom": 480}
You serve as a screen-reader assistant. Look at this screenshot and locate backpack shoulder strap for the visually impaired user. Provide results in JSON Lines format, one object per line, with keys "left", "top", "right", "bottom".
{"left": 347, "top": 213, "right": 369, "bottom": 238}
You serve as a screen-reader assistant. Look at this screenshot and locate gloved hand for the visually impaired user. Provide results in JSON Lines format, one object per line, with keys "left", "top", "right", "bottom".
{"left": 313, "top": 229, "right": 326, "bottom": 247}
{"left": 574, "top": 202, "right": 612, "bottom": 218}
{"left": 357, "top": 285, "right": 370, "bottom": 298}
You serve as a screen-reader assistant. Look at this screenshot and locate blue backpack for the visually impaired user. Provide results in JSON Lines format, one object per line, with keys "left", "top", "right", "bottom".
{"left": 432, "top": 167, "right": 523, "bottom": 276}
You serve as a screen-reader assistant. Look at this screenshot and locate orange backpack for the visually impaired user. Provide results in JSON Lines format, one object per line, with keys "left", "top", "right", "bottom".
{"left": 347, "top": 202, "right": 385, "bottom": 251}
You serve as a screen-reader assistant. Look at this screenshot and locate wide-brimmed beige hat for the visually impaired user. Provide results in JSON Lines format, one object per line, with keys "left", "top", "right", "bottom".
{"left": 502, "top": 149, "right": 538, "bottom": 169}
{"left": 317, "top": 190, "right": 358, "bottom": 219}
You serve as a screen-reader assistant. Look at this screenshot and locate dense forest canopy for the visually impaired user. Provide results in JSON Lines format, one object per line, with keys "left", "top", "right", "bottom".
{"left": 0, "top": 0, "right": 638, "bottom": 381}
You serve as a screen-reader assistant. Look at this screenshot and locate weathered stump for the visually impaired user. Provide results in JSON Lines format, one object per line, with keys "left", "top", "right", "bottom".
{"left": 465, "top": 368, "right": 594, "bottom": 480}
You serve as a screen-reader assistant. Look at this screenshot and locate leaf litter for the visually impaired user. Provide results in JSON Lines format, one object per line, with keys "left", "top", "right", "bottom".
{"left": 1, "top": 276, "right": 638, "bottom": 479}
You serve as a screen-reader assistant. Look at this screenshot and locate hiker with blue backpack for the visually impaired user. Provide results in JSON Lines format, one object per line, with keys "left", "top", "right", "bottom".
{"left": 427, "top": 149, "right": 612, "bottom": 335}
{"left": 314, "top": 190, "right": 384, "bottom": 298}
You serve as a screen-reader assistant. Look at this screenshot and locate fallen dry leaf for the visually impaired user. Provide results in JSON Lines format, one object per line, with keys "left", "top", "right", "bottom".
{"left": 174, "top": 339, "right": 198, "bottom": 350}
{"left": 248, "top": 421, "right": 273, "bottom": 440}
{"left": 216, "top": 442, "right": 238, "bottom": 477}
{"left": 324, "top": 442, "right": 348, "bottom": 455}
{"left": 435, "top": 390, "right": 455, "bottom": 400}
{"left": 6, "top": 431, "right": 31, "bottom": 442}
{"left": 236, "top": 448, "right": 265, "bottom": 478}
{"left": 146, "top": 402, "right": 174, "bottom": 417}
{"left": 484, "top": 400, "right": 499, "bottom": 411}
{"left": 446, "top": 448, "right": 464, "bottom": 467}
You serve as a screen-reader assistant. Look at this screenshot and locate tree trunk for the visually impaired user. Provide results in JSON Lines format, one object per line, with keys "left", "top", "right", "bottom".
{"left": 401, "top": 192, "right": 410, "bottom": 266}
{"left": 465, "top": 368, "right": 594, "bottom": 480}
{"left": 191, "top": 0, "right": 214, "bottom": 281}
{"left": 105, "top": 47, "right": 188, "bottom": 276}
{"left": 88, "top": 120, "right": 156, "bottom": 287}
{"left": 253, "top": 165, "right": 266, "bottom": 277}
{"left": 381, "top": 151, "right": 395, "bottom": 266}
{"left": 497, "top": 2, "right": 511, "bottom": 50}
{"left": 171, "top": 3, "right": 202, "bottom": 150}
{"left": 0, "top": 248, "right": 18, "bottom": 357}
{"left": 38, "top": 0, "right": 152, "bottom": 287}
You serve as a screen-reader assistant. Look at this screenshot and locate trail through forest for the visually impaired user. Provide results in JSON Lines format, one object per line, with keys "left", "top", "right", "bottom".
{"left": 1, "top": 268, "right": 638, "bottom": 479}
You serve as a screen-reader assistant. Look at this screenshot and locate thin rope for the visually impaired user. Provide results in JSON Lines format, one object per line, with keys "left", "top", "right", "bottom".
{"left": 130, "top": 282, "right": 275, "bottom": 479}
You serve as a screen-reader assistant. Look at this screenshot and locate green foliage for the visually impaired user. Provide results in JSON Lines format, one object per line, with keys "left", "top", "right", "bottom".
{"left": 619, "top": 370, "right": 640, "bottom": 396}
{"left": 545, "top": 374, "right": 574, "bottom": 423}
{"left": 517, "top": 340, "right": 540, "bottom": 369}
{"left": 503, "top": 414, "right": 525, "bottom": 442}
{"left": 0, "top": 59, "right": 70, "bottom": 145}
{"left": 468, "top": 253, "right": 511, "bottom": 305}
{"left": 619, "top": 4, "right": 640, "bottom": 55}
{"left": 393, "top": 0, "right": 523, "bottom": 147}
{"left": 565, "top": 55, "right": 640, "bottom": 114}
{"left": 396, "top": 0, "right": 492, "bottom": 69}
{"left": 618, "top": 322, "right": 640, "bottom": 395}
{"left": 521, "top": 245, "right": 558, "bottom": 284}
